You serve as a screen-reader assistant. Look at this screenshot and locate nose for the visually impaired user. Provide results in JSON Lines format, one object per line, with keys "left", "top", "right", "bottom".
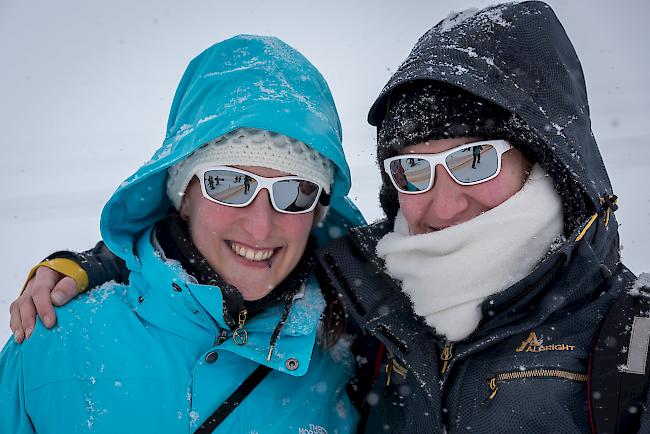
{"left": 420, "top": 165, "right": 469, "bottom": 225}
{"left": 242, "top": 188, "right": 275, "bottom": 240}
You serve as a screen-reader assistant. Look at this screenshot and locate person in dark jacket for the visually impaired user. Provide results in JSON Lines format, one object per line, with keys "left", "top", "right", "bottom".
{"left": 7, "top": 2, "right": 650, "bottom": 433}
{"left": 317, "top": 2, "right": 648, "bottom": 432}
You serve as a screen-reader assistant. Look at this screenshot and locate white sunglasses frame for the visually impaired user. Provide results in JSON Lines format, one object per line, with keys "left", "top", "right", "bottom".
{"left": 383, "top": 139, "right": 513, "bottom": 194}
{"left": 196, "top": 166, "right": 324, "bottom": 214}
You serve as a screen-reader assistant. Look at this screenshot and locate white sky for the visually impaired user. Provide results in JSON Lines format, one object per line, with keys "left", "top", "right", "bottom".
{"left": 1, "top": 0, "right": 648, "bottom": 340}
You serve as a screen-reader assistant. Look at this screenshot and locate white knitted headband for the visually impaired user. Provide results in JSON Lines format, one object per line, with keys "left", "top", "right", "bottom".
{"left": 166, "top": 128, "right": 334, "bottom": 209}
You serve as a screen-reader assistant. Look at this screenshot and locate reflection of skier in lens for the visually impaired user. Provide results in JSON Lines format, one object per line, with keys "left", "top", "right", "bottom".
{"left": 207, "top": 175, "right": 215, "bottom": 190}
{"left": 472, "top": 145, "right": 483, "bottom": 169}
{"left": 243, "top": 175, "right": 251, "bottom": 194}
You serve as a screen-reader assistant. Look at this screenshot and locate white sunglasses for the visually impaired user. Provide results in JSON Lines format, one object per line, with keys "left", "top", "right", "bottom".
{"left": 196, "top": 166, "right": 325, "bottom": 214}
{"left": 383, "top": 140, "right": 513, "bottom": 194}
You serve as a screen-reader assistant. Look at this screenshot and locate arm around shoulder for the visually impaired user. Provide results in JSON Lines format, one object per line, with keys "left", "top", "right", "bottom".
{"left": 45, "top": 240, "right": 129, "bottom": 289}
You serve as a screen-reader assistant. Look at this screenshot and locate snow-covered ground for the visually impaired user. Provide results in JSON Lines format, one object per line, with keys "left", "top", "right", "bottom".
{"left": 1, "top": 0, "right": 648, "bottom": 342}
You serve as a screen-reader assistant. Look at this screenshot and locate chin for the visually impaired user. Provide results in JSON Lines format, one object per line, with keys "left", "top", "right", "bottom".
{"left": 240, "top": 286, "right": 273, "bottom": 301}
{"left": 224, "top": 272, "right": 270, "bottom": 296}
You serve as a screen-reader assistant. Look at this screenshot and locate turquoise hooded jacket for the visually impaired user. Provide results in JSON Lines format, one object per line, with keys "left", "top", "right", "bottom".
{"left": 0, "top": 35, "right": 364, "bottom": 433}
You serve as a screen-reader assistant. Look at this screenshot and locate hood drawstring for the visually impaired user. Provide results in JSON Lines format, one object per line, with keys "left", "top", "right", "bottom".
{"left": 575, "top": 194, "right": 618, "bottom": 241}
{"left": 602, "top": 195, "right": 619, "bottom": 228}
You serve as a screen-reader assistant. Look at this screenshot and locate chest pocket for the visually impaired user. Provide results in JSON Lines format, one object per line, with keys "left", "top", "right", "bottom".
{"left": 451, "top": 333, "right": 591, "bottom": 433}
{"left": 481, "top": 332, "right": 590, "bottom": 404}
{"left": 487, "top": 367, "right": 587, "bottom": 400}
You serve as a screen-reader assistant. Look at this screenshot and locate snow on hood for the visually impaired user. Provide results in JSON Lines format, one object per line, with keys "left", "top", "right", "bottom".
{"left": 100, "top": 35, "right": 363, "bottom": 270}
{"left": 368, "top": 1, "right": 614, "bottom": 213}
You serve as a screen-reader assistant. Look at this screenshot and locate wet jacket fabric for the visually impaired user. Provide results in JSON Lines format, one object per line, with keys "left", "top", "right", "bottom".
{"left": 317, "top": 2, "right": 645, "bottom": 433}
{"left": 319, "top": 220, "right": 636, "bottom": 433}
{"left": 0, "top": 35, "right": 364, "bottom": 433}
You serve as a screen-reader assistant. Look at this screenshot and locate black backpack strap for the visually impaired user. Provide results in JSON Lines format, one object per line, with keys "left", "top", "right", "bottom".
{"left": 194, "top": 364, "right": 272, "bottom": 434}
{"left": 589, "top": 288, "right": 650, "bottom": 433}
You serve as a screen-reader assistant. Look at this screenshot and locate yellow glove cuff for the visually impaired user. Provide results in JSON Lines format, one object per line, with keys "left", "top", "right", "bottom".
{"left": 20, "top": 258, "right": 90, "bottom": 295}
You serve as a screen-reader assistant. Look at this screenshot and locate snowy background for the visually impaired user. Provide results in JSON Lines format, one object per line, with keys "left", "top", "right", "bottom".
{"left": 1, "top": 0, "right": 648, "bottom": 341}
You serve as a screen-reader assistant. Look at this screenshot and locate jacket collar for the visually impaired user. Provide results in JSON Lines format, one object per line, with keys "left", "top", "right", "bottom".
{"left": 346, "top": 212, "right": 622, "bottom": 349}
{"left": 127, "top": 226, "right": 325, "bottom": 376}
{"left": 331, "top": 215, "right": 625, "bottom": 396}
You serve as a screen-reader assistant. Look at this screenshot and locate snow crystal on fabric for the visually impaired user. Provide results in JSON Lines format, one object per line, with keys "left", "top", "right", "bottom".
{"left": 197, "top": 114, "right": 218, "bottom": 125}
{"left": 629, "top": 273, "right": 650, "bottom": 298}
{"left": 438, "top": 8, "right": 480, "bottom": 33}
{"left": 283, "top": 279, "right": 326, "bottom": 336}
{"left": 436, "top": 4, "right": 511, "bottom": 37}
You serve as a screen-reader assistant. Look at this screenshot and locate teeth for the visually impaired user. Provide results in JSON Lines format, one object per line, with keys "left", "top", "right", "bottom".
{"left": 230, "top": 242, "right": 274, "bottom": 262}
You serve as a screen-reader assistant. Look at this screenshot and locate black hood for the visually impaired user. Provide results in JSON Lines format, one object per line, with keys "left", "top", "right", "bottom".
{"left": 369, "top": 1, "right": 614, "bottom": 217}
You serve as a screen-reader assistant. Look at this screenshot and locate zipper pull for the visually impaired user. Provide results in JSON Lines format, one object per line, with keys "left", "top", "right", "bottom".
{"left": 488, "top": 377, "right": 498, "bottom": 399}
{"left": 385, "top": 360, "right": 393, "bottom": 387}
{"left": 232, "top": 308, "right": 248, "bottom": 345}
{"left": 440, "top": 341, "right": 454, "bottom": 374}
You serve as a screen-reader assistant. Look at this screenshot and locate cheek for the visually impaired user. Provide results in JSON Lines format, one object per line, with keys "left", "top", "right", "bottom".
{"left": 398, "top": 194, "right": 427, "bottom": 227}
{"left": 470, "top": 167, "right": 527, "bottom": 208}
{"left": 467, "top": 184, "right": 509, "bottom": 209}
{"left": 188, "top": 201, "right": 233, "bottom": 244}
{"left": 501, "top": 151, "right": 529, "bottom": 190}
{"left": 282, "top": 213, "right": 314, "bottom": 246}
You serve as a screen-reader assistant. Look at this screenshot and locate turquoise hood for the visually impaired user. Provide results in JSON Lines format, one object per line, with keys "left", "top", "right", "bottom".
{"left": 100, "top": 35, "right": 364, "bottom": 269}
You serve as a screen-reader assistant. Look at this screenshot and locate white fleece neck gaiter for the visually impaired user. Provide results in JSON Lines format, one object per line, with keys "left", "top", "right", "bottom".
{"left": 376, "top": 164, "right": 564, "bottom": 341}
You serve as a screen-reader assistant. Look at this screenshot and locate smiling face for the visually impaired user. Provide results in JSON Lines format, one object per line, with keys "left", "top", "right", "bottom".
{"left": 398, "top": 137, "right": 531, "bottom": 235}
{"left": 180, "top": 166, "right": 315, "bottom": 300}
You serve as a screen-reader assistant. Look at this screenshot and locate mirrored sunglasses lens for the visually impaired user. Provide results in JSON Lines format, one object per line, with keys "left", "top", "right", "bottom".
{"left": 272, "top": 179, "right": 320, "bottom": 212}
{"left": 446, "top": 144, "right": 499, "bottom": 184}
{"left": 389, "top": 158, "right": 432, "bottom": 192}
{"left": 203, "top": 170, "right": 258, "bottom": 205}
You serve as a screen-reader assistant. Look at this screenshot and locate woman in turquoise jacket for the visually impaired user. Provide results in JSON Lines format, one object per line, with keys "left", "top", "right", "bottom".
{"left": 0, "top": 35, "right": 363, "bottom": 433}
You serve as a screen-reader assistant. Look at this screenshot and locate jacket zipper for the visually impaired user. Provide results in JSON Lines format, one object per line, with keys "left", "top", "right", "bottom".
{"left": 487, "top": 369, "right": 587, "bottom": 399}
{"left": 440, "top": 341, "right": 454, "bottom": 374}
{"left": 192, "top": 296, "right": 247, "bottom": 346}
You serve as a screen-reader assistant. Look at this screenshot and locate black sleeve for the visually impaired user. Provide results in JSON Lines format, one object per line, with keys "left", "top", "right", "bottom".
{"left": 45, "top": 241, "right": 129, "bottom": 289}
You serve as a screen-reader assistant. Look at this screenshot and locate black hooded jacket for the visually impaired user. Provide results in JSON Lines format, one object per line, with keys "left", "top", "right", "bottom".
{"left": 316, "top": 2, "right": 646, "bottom": 433}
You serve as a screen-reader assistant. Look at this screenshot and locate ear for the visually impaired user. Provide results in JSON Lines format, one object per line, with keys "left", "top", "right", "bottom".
{"left": 179, "top": 177, "right": 199, "bottom": 221}
{"left": 179, "top": 196, "right": 190, "bottom": 221}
